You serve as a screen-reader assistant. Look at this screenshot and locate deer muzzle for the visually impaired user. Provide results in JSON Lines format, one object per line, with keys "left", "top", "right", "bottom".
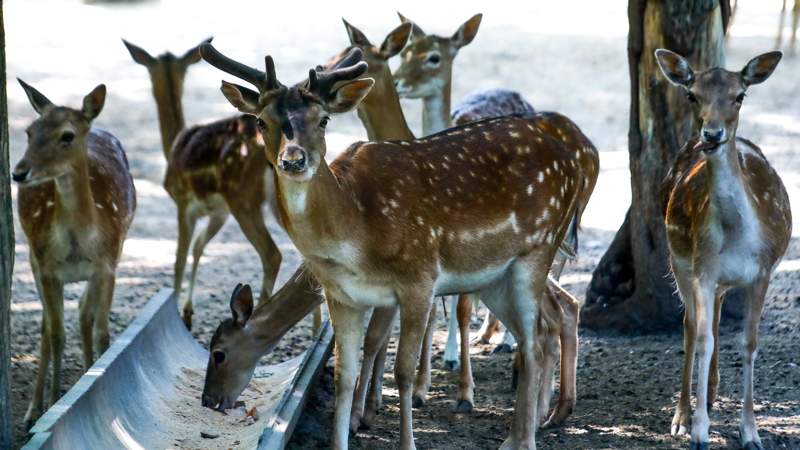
{"left": 279, "top": 145, "right": 308, "bottom": 174}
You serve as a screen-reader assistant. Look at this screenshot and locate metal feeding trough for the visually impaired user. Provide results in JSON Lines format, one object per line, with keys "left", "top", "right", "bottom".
{"left": 23, "top": 289, "right": 333, "bottom": 450}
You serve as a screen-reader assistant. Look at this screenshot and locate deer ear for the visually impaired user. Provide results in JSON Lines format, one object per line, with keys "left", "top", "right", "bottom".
{"left": 230, "top": 283, "right": 254, "bottom": 326}
{"left": 342, "top": 18, "right": 371, "bottom": 47}
{"left": 122, "top": 39, "right": 156, "bottom": 67}
{"left": 654, "top": 49, "right": 695, "bottom": 87}
{"left": 325, "top": 78, "right": 374, "bottom": 113}
{"left": 379, "top": 23, "right": 412, "bottom": 59}
{"left": 741, "top": 51, "right": 782, "bottom": 86}
{"left": 220, "top": 81, "right": 262, "bottom": 115}
{"left": 180, "top": 37, "right": 213, "bottom": 66}
{"left": 451, "top": 13, "right": 482, "bottom": 49}
{"left": 397, "top": 12, "right": 426, "bottom": 39}
{"left": 18, "top": 79, "right": 53, "bottom": 115}
{"left": 82, "top": 84, "right": 106, "bottom": 121}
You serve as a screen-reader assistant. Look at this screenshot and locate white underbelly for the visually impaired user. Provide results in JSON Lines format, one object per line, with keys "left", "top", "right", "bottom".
{"left": 333, "top": 274, "right": 398, "bottom": 309}
{"left": 433, "top": 259, "right": 514, "bottom": 296}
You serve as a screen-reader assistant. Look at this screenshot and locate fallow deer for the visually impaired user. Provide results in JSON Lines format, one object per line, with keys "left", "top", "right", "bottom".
{"left": 12, "top": 81, "right": 136, "bottom": 429}
{"left": 392, "top": 12, "right": 584, "bottom": 424}
{"left": 656, "top": 49, "right": 791, "bottom": 450}
{"left": 776, "top": 0, "right": 799, "bottom": 55}
{"left": 200, "top": 42, "right": 596, "bottom": 450}
{"left": 124, "top": 39, "right": 297, "bottom": 330}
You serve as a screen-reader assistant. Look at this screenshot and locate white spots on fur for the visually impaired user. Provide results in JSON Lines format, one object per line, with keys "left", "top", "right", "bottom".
{"left": 469, "top": 170, "right": 477, "bottom": 178}
{"left": 95, "top": 203, "right": 104, "bottom": 210}
{"left": 33, "top": 209, "right": 41, "bottom": 218}
{"left": 46, "top": 200, "right": 54, "bottom": 208}
{"left": 416, "top": 216, "right": 425, "bottom": 226}
{"left": 545, "top": 167, "right": 552, "bottom": 176}
{"left": 536, "top": 137, "right": 544, "bottom": 144}
{"left": 509, "top": 131, "right": 520, "bottom": 138}
{"left": 527, "top": 184, "right": 534, "bottom": 196}
{"left": 537, "top": 171, "right": 545, "bottom": 183}
{"left": 553, "top": 161, "right": 560, "bottom": 171}
{"left": 389, "top": 199, "right": 400, "bottom": 209}
{"left": 549, "top": 196, "right": 557, "bottom": 206}
{"left": 111, "top": 202, "right": 118, "bottom": 212}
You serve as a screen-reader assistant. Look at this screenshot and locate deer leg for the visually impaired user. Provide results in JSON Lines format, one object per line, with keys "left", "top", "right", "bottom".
{"left": 77, "top": 288, "right": 93, "bottom": 369}
{"left": 24, "top": 294, "right": 51, "bottom": 431}
{"left": 397, "top": 294, "right": 434, "bottom": 450}
{"left": 327, "top": 296, "right": 367, "bottom": 450}
{"left": 443, "top": 296, "right": 460, "bottom": 371}
{"left": 791, "top": 0, "right": 799, "bottom": 55}
{"left": 454, "top": 293, "right": 475, "bottom": 413}
{"left": 536, "top": 327, "right": 558, "bottom": 427}
{"left": 185, "top": 212, "right": 228, "bottom": 325}
{"left": 363, "top": 334, "right": 390, "bottom": 427}
{"left": 690, "top": 279, "right": 716, "bottom": 449}
{"left": 351, "top": 306, "right": 396, "bottom": 431}
{"left": 493, "top": 323, "right": 517, "bottom": 354}
{"left": 412, "top": 300, "right": 436, "bottom": 408}
{"left": 35, "top": 274, "right": 65, "bottom": 410}
{"left": 708, "top": 290, "right": 723, "bottom": 410}
{"left": 175, "top": 202, "right": 197, "bottom": 328}
{"left": 231, "top": 205, "right": 282, "bottom": 301}
{"left": 474, "top": 309, "right": 499, "bottom": 344}
{"left": 778, "top": 0, "right": 788, "bottom": 49}
{"left": 671, "top": 271, "right": 696, "bottom": 437}
{"left": 543, "top": 281, "right": 580, "bottom": 428}
{"left": 740, "top": 277, "right": 768, "bottom": 450}
{"left": 89, "top": 271, "right": 116, "bottom": 359}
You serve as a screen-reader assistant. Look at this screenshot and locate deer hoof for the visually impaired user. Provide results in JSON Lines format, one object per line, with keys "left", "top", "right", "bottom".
{"left": 453, "top": 399, "right": 473, "bottom": 414}
{"left": 492, "top": 343, "right": 513, "bottom": 354}
{"left": 742, "top": 441, "right": 763, "bottom": 450}
{"left": 182, "top": 311, "right": 193, "bottom": 330}
{"left": 443, "top": 359, "right": 459, "bottom": 371}
{"left": 690, "top": 441, "right": 709, "bottom": 450}
{"left": 411, "top": 394, "right": 426, "bottom": 408}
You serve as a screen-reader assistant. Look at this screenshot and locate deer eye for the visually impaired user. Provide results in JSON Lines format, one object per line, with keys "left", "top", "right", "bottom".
{"left": 212, "top": 350, "right": 226, "bottom": 364}
{"left": 256, "top": 118, "right": 267, "bottom": 130}
{"left": 426, "top": 53, "right": 441, "bottom": 66}
{"left": 685, "top": 92, "right": 698, "bottom": 104}
{"left": 60, "top": 131, "right": 75, "bottom": 145}
{"left": 319, "top": 116, "right": 330, "bottom": 129}
{"left": 735, "top": 92, "right": 746, "bottom": 104}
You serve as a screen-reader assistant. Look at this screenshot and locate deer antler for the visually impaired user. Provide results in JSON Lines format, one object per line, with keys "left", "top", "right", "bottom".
{"left": 200, "top": 43, "right": 282, "bottom": 92}
{"left": 307, "top": 48, "right": 368, "bottom": 100}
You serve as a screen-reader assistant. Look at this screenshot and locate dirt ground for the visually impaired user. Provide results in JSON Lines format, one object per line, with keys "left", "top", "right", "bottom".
{"left": 5, "top": 0, "right": 800, "bottom": 449}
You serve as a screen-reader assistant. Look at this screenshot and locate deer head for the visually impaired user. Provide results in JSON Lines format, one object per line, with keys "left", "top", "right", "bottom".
{"left": 201, "top": 284, "right": 263, "bottom": 411}
{"left": 199, "top": 43, "right": 373, "bottom": 180}
{"left": 123, "top": 37, "right": 211, "bottom": 99}
{"left": 13, "top": 80, "right": 106, "bottom": 185}
{"left": 393, "top": 12, "right": 482, "bottom": 98}
{"left": 655, "top": 49, "right": 782, "bottom": 154}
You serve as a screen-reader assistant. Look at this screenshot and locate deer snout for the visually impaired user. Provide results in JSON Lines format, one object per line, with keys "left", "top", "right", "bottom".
{"left": 12, "top": 162, "right": 31, "bottom": 183}
{"left": 279, "top": 145, "right": 308, "bottom": 173}
{"left": 701, "top": 127, "right": 725, "bottom": 144}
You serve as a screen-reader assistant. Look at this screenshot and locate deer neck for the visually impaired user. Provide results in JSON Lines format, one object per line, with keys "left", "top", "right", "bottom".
{"left": 274, "top": 161, "right": 359, "bottom": 255}
{"left": 53, "top": 154, "right": 96, "bottom": 226}
{"left": 704, "top": 137, "right": 754, "bottom": 230}
{"left": 357, "top": 70, "right": 415, "bottom": 141}
{"left": 152, "top": 74, "right": 186, "bottom": 158}
{"left": 421, "top": 78, "right": 452, "bottom": 135}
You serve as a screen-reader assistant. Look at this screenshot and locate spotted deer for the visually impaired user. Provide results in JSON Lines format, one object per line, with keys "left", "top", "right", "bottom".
{"left": 123, "top": 39, "right": 302, "bottom": 330}
{"left": 200, "top": 42, "right": 595, "bottom": 449}
{"left": 656, "top": 49, "right": 791, "bottom": 450}
{"left": 339, "top": 19, "right": 586, "bottom": 429}
{"left": 12, "top": 80, "right": 136, "bottom": 429}
{"left": 392, "top": 12, "right": 585, "bottom": 420}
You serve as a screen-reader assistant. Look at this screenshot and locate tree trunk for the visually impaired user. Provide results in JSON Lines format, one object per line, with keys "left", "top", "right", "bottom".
{"left": 0, "top": 0, "right": 14, "bottom": 446}
{"left": 582, "top": 0, "right": 733, "bottom": 333}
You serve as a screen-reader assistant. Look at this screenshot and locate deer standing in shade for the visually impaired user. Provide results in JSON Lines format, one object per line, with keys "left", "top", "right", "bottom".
{"left": 12, "top": 81, "right": 136, "bottom": 429}
{"left": 656, "top": 49, "right": 791, "bottom": 450}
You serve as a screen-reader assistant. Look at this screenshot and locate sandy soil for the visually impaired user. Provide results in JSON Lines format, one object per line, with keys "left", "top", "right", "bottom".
{"left": 5, "top": 0, "right": 800, "bottom": 448}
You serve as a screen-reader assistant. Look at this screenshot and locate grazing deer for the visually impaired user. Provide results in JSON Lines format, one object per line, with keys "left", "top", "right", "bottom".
{"left": 12, "top": 80, "right": 136, "bottom": 429}
{"left": 656, "top": 49, "right": 791, "bottom": 450}
{"left": 776, "top": 0, "right": 799, "bottom": 55}
{"left": 123, "top": 39, "right": 292, "bottom": 329}
{"left": 201, "top": 42, "right": 595, "bottom": 450}
{"left": 339, "top": 19, "right": 586, "bottom": 429}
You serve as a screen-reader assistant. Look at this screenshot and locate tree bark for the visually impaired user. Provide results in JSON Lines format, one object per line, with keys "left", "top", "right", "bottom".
{"left": 0, "top": 0, "right": 14, "bottom": 446}
{"left": 582, "top": 0, "right": 733, "bottom": 333}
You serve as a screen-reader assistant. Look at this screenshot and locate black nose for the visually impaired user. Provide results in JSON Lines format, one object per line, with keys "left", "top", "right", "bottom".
{"left": 702, "top": 128, "right": 724, "bottom": 143}
{"left": 12, "top": 170, "right": 29, "bottom": 183}
{"left": 281, "top": 153, "right": 307, "bottom": 172}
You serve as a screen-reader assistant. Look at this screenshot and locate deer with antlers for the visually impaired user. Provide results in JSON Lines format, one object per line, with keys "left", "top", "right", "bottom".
{"left": 655, "top": 49, "right": 791, "bottom": 450}
{"left": 200, "top": 40, "right": 595, "bottom": 449}
{"left": 123, "top": 39, "right": 298, "bottom": 330}
{"left": 12, "top": 81, "right": 136, "bottom": 429}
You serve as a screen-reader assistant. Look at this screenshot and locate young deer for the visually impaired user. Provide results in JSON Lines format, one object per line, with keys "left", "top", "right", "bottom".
{"left": 12, "top": 81, "right": 136, "bottom": 429}
{"left": 201, "top": 43, "right": 595, "bottom": 450}
{"left": 656, "top": 49, "right": 791, "bottom": 450}
{"left": 340, "top": 19, "right": 586, "bottom": 428}
{"left": 124, "top": 39, "right": 290, "bottom": 329}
